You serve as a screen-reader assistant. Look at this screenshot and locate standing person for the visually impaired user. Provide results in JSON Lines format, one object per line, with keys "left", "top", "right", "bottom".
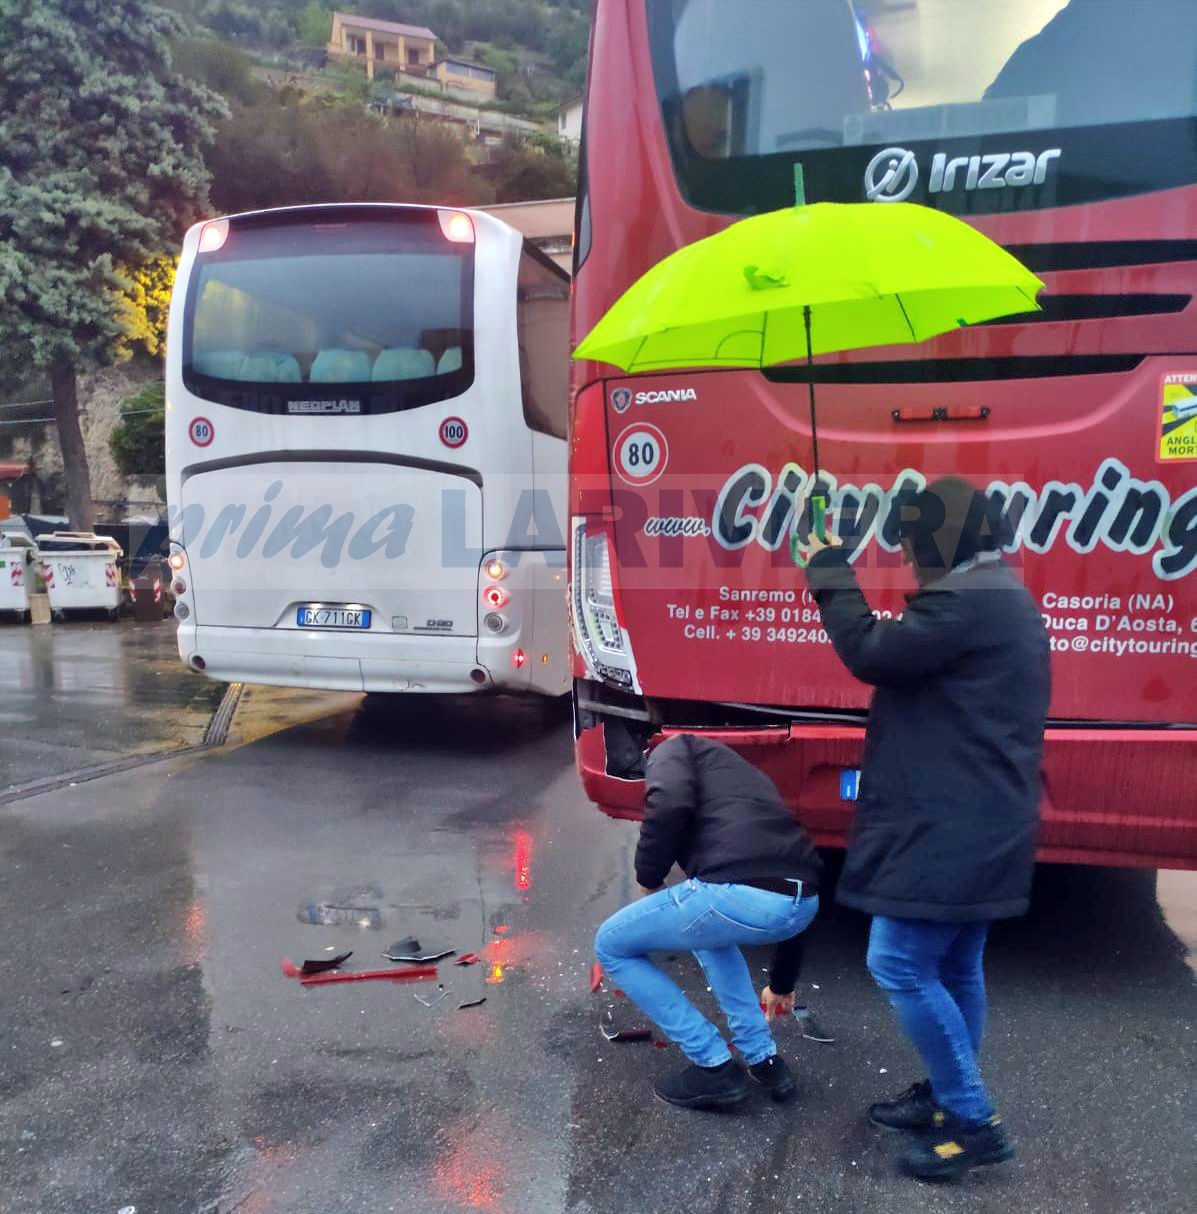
{"left": 801, "top": 476, "right": 1050, "bottom": 1181}
{"left": 594, "top": 734, "right": 822, "bottom": 1110}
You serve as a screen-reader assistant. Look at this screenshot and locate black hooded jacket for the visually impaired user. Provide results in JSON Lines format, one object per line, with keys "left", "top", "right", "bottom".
{"left": 805, "top": 479, "right": 1051, "bottom": 922}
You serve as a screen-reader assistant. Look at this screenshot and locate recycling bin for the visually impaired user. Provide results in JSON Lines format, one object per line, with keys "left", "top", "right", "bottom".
{"left": 0, "top": 538, "right": 33, "bottom": 622}
{"left": 36, "top": 532, "right": 124, "bottom": 622}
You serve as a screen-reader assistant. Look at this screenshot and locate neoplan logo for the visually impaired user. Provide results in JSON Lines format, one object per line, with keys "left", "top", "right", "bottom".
{"left": 865, "top": 146, "right": 1062, "bottom": 202}
{"left": 289, "top": 399, "right": 363, "bottom": 414}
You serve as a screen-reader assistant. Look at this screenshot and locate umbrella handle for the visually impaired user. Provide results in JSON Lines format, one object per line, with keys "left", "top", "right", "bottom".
{"left": 790, "top": 495, "right": 828, "bottom": 569}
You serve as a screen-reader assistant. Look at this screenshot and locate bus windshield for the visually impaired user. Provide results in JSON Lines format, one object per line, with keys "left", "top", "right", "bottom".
{"left": 648, "top": 0, "right": 1197, "bottom": 215}
{"left": 183, "top": 209, "right": 473, "bottom": 415}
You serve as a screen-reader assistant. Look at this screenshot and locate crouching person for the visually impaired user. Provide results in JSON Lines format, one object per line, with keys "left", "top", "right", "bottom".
{"left": 594, "top": 734, "right": 821, "bottom": 1110}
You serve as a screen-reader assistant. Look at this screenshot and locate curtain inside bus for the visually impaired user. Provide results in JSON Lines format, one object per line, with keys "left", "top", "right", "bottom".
{"left": 647, "top": 0, "right": 1197, "bottom": 216}
{"left": 183, "top": 210, "right": 474, "bottom": 415}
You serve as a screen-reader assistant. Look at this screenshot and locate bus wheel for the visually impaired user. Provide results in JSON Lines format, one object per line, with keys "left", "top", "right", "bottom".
{"left": 107, "top": 607, "right": 121, "bottom": 622}
{"left": 51, "top": 610, "right": 66, "bottom": 624}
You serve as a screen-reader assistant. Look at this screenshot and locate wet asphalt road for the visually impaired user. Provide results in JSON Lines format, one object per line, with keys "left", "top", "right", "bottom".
{"left": 0, "top": 619, "right": 223, "bottom": 790}
{"left": 1, "top": 625, "right": 1195, "bottom": 1214}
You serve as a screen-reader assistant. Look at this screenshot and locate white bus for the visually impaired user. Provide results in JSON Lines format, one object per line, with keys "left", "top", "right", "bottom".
{"left": 164, "top": 203, "right": 569, "bottom": 696}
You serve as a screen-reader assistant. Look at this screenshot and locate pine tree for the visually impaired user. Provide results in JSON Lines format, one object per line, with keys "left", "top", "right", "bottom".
{"left": 0, "top": 0, "right": 225, "bottom": 528}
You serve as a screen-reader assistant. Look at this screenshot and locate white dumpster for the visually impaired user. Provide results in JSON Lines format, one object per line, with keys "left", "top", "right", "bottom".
{"left": 37, "top": 532, "right": 124, "bottom": 622}
{"left": 0, "top": 536, "right": 34, "bottom": 622}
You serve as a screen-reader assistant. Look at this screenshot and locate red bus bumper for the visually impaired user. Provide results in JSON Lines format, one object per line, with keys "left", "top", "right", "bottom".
{"left": 575, "top": 723, "right": 1197, "bottom": 871}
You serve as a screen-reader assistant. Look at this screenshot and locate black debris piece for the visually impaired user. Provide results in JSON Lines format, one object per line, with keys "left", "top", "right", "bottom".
{"left": 300, "top": 951, "right": 353, "bottom": 975}
{"left": 457, "top": 997, "right": 487, "bottom": 1010}
{"left": 384, "top": 937, "right": 456, "bottom": 964}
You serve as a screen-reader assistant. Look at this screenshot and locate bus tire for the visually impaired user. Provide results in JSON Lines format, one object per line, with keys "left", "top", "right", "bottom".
{"left": 52, "top": 609, "right": 66, "bottom": 623}
{"left": 107, "top": 607, "right": 121, "bottom": 622}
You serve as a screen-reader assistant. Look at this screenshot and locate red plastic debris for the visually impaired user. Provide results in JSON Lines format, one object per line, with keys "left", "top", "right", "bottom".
{"left": 454, "top": 953, "right": 481, "bottom": 967}
{"left": 282, "top": 958, "right": 438, "bottom": 986}
{"left": 590, "top": 963, "right": 603, "bottom": 993}
{"left": 654, "top": 1040, "right": 669, "bottom": 1050}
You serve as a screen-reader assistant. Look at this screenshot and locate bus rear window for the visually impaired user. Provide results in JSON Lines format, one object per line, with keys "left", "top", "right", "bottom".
{"left": 648, "top": 0, "right": 1197, "bottom": 216}
{"left": 183, "top": 210, "right": 473, "bottom": 415}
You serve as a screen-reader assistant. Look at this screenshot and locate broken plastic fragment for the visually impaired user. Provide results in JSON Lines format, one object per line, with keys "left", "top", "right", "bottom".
{"left": 458, "top": 997, "right": 487, "bottom": 1009}
{"left": 600, "top": 1008, "right": 653, "bottom": 1043}
{"left": 454, "top": 953, "right": 481, "bottom": 967}
{"left": 414, "top": 984, "right": 450, "bottom": 1009}
{"left": 301, "top": 951, "right": 353, "bottom": 975}
{"left": 590, "top": 962, "right": 603, "bottom": 993}
{"left": 286, "top": 963, "right": 438, "bottom": 987}
{"left": 384, "top": 937, "right": 456, "bottom": 964}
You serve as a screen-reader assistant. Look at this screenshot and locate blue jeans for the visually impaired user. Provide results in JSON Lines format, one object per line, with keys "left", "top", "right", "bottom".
{"left": 594, "top": 878, "right": 819, "bottom": 1068}
{"left": 866, "top": 916, "right": 994, "bottom": 1124}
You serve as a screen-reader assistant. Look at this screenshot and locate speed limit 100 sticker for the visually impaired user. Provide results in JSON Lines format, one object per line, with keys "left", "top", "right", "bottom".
{"left": 188, "top": 417, "right": 214, "bottom": 447}
{"left": 440, "top": 416, "right": 469, "bottom": 448}
{"left": 615, "top": 423, "right": 668, "bottom": 486}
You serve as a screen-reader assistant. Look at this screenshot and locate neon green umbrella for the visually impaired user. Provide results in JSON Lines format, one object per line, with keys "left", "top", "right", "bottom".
{"left": 574, "top": 202, "right": 1044, "bottom": 540}
{"left": 574, "top": 201, "right": 1042, "bottom": 371}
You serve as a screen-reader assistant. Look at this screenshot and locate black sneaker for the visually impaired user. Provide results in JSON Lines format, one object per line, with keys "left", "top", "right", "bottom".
{"left": 869, "top": 1079, "right": 939, "bottom": 1131}
{"left": 748, "top": 1054, "right": 797, "bottom": 1103}
{"left": 899, "top": 1113, "right": 1015, "bottom": 1182}
{"left": 654, "top": 1060, "right": 749, "bottom": 1110}
{"left": 794, "top": 1006, "right": 835, "bottom": 1044}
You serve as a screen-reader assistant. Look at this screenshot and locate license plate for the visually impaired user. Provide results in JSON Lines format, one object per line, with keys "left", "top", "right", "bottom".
{"left": 839, "top": 769, "right": 862, "bottom": 801}
{"left": 296, "top": 606, "right": 371, "bottom": 629}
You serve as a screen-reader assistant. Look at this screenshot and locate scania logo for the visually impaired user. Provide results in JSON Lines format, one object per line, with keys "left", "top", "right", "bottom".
{"left": 611, "top": 387, "right": 633, "bottom": 413}
{"left": 864, "top": 146, "right": 1063, "bottom": 203}
{"left": 865, "top": 147, "right": 919, "bottom": 202}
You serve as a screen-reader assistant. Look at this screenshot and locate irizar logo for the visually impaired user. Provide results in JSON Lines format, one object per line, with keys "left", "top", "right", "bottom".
{"left": 865, "top": 146, "right": 1062, "bottom": 202}
{"left": 634, "top": 388, "right": 698, "bottom": 405}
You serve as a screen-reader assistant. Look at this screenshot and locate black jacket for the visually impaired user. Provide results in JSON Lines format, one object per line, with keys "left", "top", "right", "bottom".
{"left": 806, "top": 549, "right": 1050, "bottom": 922}
{"left": 638, "top": 735, "right": 822, "bottom": 994}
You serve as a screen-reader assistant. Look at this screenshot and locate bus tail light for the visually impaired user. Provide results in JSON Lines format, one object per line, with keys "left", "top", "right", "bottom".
{"left": 198, "top": 219, "right": 229, "bottom": 253}
{"left": 512, "top": 649, "right": 528, "bottom": 669}
{"left": 485, "top": 558, "right": 506, "bottom": 580}
{"left": 438, "top": 210, "right": 474, "bottom": 243}
{"left": 483, "top": 584, "right": 508, "bottom": 610}
{"left": 570, "top": 519, "right": 640, "bottom": 693}
{"left": 168, "top": 549, "right": 186, "bottom": 572}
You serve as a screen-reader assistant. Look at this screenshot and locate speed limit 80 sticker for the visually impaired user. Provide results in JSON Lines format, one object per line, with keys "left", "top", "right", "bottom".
{"left": 614, "top": 422, "right": 668, "bottom": 486}
{"left": 188, "top": 416, "right": 215, "bottom": 447}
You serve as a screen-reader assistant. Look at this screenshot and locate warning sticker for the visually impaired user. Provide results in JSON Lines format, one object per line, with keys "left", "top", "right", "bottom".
{"left": 1158, "top": 373, "right": 1197, "bottom": 463}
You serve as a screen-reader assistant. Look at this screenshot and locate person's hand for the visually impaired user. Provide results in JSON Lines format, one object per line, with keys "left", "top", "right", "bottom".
{"left": 760, "top": 985, "right": 795, "bottom": 1018}
{"left": 638, "top": 885, "right": 663, "bottom": 898}
{"left": 804, "top": 529, "right": 842, "bottom": 558}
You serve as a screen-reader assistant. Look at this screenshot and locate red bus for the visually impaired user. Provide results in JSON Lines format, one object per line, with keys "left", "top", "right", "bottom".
{"left": 568, "top": 0, "right": 1197, "bottom": 870}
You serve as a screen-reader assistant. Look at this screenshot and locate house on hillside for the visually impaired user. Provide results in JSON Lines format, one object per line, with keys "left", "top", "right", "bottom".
{"left": 327, "top": 12, "right": 437, "bottom": 81}
{"left": 427, "top": 57, "right": 497, "bottom": 100}
{"left": 478, "top": 199, "right": 574, "bottom": 272}
{"left": 556, "top": 95, "right": 583, "bottom": 144}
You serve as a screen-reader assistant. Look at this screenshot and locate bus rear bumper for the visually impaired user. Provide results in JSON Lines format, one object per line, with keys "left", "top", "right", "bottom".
{"left": 176, "top": 623, "right": 531, "bottom": 694}
{"left": 576, "top": 720, "right": 1197, "bottom": 871}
